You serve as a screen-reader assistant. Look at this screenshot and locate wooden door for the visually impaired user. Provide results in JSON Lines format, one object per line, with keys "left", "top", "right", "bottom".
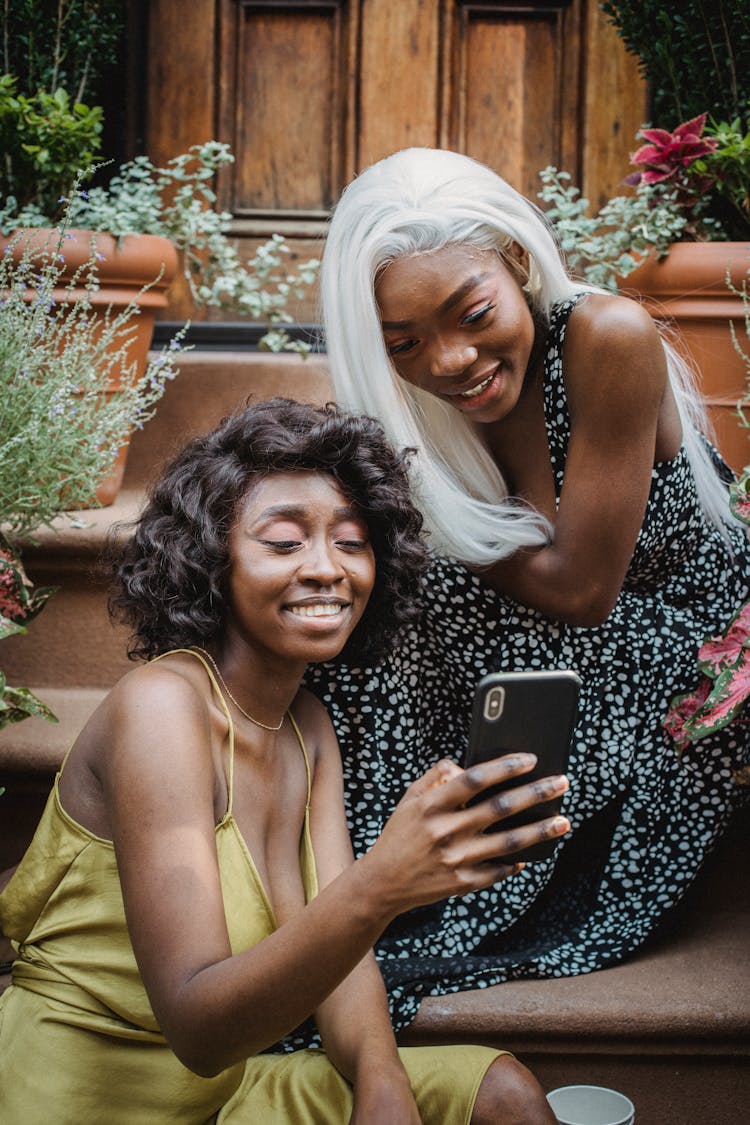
{"left": 139, "top": 0, "right": 646, "bottom": 324}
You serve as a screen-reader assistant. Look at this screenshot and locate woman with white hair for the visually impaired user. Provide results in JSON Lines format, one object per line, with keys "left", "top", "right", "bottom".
{"left": 305, "top": 146, "right": 750, "bottom": 1033}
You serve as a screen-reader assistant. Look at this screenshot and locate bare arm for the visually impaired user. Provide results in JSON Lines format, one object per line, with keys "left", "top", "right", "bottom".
{"left": 300, "top": 696, "right": 420, "bottom": 1121}
{"left": 108, "top": 670, "right": 568, "bottom": 1079}
{"left": 484, "top": 295, "right": 680, "bottom": 625}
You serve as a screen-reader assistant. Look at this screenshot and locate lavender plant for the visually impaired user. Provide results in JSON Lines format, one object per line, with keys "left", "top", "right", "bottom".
{"left": 0, "top": 225, "right": 184, "bottom": 536}
{"left": 0, "top": 214, "right": 184, "bottom": 725}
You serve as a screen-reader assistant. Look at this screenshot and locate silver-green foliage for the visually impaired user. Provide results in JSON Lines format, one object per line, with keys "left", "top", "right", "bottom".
{"left": 538, "top": 167, "right": 711, "bottom": 290}
{"left": 0, "top": 224, "right": 184, "bottom": 539}
{"left": 0, "top": 141, "right": 320, "bottom": 353}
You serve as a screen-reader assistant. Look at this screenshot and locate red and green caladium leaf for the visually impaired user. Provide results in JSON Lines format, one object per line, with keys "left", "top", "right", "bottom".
{"left": 664, "top": 599, "right": 750, "bottom": 753}
{"left": 696, "top": 600, "right": 750, "bottom": 678}
{"left": 729, "top": 472, "right": 750, "bottom": 526}
{"left": 0, "top": 613, "right": 26, "bottom": 641}
{"left": 0, "top": 670, "right": 58, "bottom": 728}
{"left": 0, "top": 537, "right": 57, "bottom": 627}
{"left": 680, "top": 647, "right": 750, "bottom": 741}
{"left": 663, "top": 677, "right": 712, "bottom": 751}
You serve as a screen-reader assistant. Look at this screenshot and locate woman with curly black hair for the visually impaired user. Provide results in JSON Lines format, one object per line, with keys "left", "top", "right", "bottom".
{"left": 110, "top": 397, "right": 428, "bottom": 668}
{"left": 0, "top": 399, "right": 565, "bottom": 1124}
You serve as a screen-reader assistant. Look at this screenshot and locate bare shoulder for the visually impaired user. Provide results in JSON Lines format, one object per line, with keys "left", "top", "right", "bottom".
{"left": 61, "top": 654, "right": 218, "bottom": 835}
{"left": 289, "top": 688, "right": 339, "bottom": 771}
{"left": 100, "top": 654, "right": 222, "bottom": 781}
{"left": 567, "top": 292, "right": 662, "bottom": 359}
{"left": 563, "top": 292, "right": 667, "bottom": 408}
{"left": 106, "top": 653, "right": 212, "bottom": 729}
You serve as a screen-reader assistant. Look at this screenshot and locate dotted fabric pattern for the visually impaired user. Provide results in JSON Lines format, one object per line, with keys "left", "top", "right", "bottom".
{"left": 299, "top": 295, "right": 750, "bottom": 1038}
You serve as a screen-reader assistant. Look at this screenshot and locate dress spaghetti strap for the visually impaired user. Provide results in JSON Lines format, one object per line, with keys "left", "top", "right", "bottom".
{"left": 287, "top": 712, "right": 312, "bottom": 809}
{"left": 151, "top": 648, "right": 237, "bottom": 816}
{"left": 152, "top": 649, "right": 313, "bottom": 815}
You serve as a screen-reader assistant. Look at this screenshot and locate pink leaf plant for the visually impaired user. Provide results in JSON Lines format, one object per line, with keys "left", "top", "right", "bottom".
{"left": 624, "top": 113, "right": 718, "bottom": 189}
{"left": 0, "top": 533, "right": 57, "bottom": 640}
{"left": 729, "top": 471, "right": 750, "bottom": 526}
{"left": 0, "top": 534, "right": 59, "bottom": 726}
{"left": 664, "top": 476, "right": 750, "bottom": 769}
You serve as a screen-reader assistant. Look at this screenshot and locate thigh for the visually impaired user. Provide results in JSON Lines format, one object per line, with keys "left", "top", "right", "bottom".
{"left": 218, "top": 1044, "right": 503, "bottom": 1125}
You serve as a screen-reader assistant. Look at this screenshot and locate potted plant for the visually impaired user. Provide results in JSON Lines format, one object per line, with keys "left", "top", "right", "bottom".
{"left": 1, "top": 1, "right": 320, "bottom": 499}
{"left": 538, "top": 0, "right": 750, "bottom": 471}
{"left": 0, "top": 0, "right": 319, "bottom": 356}
{"left": 663, "top": 272, "right": 750, "bottom": 779}
{"left": 0, "top": 213, "right": 184, "bottom": 727}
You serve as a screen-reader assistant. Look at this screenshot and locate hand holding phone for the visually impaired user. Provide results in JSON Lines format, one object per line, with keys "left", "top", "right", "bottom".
{"left": 464, "top": 670, "right": 580, "bottom": 863}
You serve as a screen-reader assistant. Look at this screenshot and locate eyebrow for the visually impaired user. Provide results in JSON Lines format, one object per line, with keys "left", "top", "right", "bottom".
{"left": 380, "top": 272, "right": 493, "bottom": 330}
{"left": 255, "top": 503, "right": 360, "bottom": 521}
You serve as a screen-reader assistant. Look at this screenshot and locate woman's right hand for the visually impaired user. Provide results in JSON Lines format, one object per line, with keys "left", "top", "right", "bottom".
{"left": 362, "top": 755, "right": 569, "bottom": 915}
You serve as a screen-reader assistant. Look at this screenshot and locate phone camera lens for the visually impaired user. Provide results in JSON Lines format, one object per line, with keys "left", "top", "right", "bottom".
{"left": 484, "top": 686, "right": 505, "bottom": 721}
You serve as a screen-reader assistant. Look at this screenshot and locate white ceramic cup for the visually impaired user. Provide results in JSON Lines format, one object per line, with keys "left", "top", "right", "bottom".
{"left": 546, "top": 1084, "right": 635, "bottom": 1125}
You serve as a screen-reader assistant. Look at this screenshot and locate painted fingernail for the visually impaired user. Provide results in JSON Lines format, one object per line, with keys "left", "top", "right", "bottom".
{"left": 508, "top": 754, "right": 536, "bottom": 769}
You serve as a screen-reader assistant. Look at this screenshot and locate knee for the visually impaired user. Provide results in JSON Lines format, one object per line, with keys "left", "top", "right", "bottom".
{"left": 471, "top": 1055, "right": 556, "bottom": 1125}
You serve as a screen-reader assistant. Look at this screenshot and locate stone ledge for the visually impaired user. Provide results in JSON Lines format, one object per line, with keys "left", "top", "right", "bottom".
{"left": 0, "top": 688, "right": 107, "bottom": 774}
{"left": 400, "top": 817, "right": 750, "bottom": 1057}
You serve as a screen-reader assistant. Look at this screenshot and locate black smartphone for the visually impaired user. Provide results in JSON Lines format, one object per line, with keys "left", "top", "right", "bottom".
{"left": 464, "top": 670, "right": 581, "bottom": 863}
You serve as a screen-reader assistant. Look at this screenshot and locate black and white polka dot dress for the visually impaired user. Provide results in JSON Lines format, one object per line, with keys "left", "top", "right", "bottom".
{"left": 306, "top": 295, "right": 750, "bottom": 1033}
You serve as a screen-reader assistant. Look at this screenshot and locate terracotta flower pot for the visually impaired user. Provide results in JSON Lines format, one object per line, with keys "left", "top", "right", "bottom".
{"left": 623, "top": 241, "right": 750, "bottom": 475}
{"left": 1, "top": 228, "right": 179, "bottom": 504}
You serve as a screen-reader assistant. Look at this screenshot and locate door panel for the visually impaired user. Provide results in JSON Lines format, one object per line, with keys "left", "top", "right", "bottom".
{"left": 140, "top": 0, "right": 646, "bottom": 322}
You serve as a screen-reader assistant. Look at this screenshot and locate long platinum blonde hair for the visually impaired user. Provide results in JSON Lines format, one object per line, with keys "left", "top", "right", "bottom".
{"left": 321, "top": 147, "right": 734, "bottom": 563}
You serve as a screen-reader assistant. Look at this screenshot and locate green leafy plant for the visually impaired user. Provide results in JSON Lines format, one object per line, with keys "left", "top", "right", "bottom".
{"left": 65, "top": 144, "right": 319, "bottom": 351}
{"left": 2, "top": 3, "right": 319, "bottom": 352}
{"left": 0, "top": 73, "right": 103, "bottom": 218}
{"left": 600, "top": 1, "right": 750, "bottom": 127}
{"left": 688, "top": 117, "right": 750, "bottom": 241}
{"left": 1, "top": 1, "right": 120, "bottom": 218}
{"left": 539, "top": 113, "right": 750, "bottom": 289}
{"left": 1, "top": 142, "right": 320, "bottom": 354}
{"left": 539, "top": 167, "right": 689, "bottom": 290}
{"left": 3, "top": 0, "right": 124, "bottom": 102}
{"left": 539, "top": 3, "right": 750, "bottom": 286}
{"left": 0, "top": 212, "right": 185, "bottom": 726}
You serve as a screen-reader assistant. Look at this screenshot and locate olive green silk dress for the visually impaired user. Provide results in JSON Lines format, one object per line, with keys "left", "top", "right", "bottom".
{"left": 0, "top": 650, "right": 500, "bottom": 1123}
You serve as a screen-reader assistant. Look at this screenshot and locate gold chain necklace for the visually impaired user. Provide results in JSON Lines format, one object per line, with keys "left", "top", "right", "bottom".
{"left": 191, "top": 647, "right": 285, "bottom": 732}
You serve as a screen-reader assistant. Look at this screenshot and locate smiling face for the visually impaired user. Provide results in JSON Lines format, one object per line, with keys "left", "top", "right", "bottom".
{"left": 224, "top": 470, "right": 376, "bottom": 671}
{"left": 375, "top": 243, "right": 536, "bottom": 424}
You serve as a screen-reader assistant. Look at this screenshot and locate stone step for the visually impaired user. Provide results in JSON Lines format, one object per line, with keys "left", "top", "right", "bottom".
{"left": 0, "top": 687, "right": 106, "bottom": 775}
{"left": 401, "top": 814, "right": 750, "bottom": 1125}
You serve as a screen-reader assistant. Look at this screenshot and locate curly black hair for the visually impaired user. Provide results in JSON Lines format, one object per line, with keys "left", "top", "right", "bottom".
{"left": 111, "top": 398, "right": 429, "bottom": 665}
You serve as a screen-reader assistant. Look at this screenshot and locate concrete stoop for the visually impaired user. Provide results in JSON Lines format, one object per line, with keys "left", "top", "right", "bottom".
{"left": 400, "top": 815, "right": 750, "bottom": 1125}
{"left": 1, "top": 350, "right": 748, "bottom": 1124}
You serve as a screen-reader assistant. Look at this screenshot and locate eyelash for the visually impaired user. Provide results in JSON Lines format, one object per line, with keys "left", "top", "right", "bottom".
{"left": 261, "top": 539, "right": 369, "bottom": 553}
{"left": 263, "top": 540, "right": 299, "bottom": 552}
{"left": 462, "top": 302, "right": 494, "bottom": 325}
{"left": 337, "top": 539, "right": 369, "bottom": 551}
{"left": 388, "top": 339, "right": 416, "bottom": 357}
{"left": 386, "top": 302, "right": 494, "bottom": 356}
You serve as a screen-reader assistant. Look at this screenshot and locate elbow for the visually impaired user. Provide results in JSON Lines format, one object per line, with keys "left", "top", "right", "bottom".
{"left": 555, "top": 585, "right": 618, "bottom": 627}
{"left": 170, "top": 1037, "right": 228, "bottom": 1079}
{"left": 168, "top": 1026, "right": 271, "bottom": 1079}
